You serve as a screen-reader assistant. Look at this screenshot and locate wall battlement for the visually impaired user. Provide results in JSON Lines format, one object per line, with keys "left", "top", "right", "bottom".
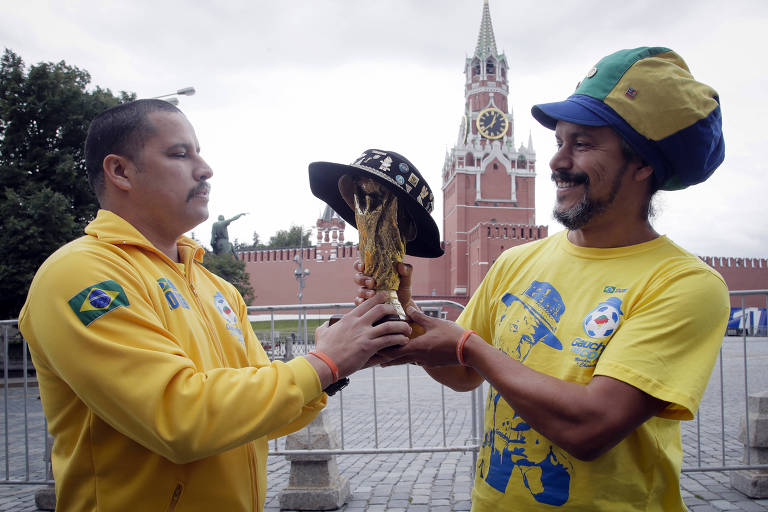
{"left": 468, "top": 222, "right": 548, "bottom": 243}
{"left": 702, "top": 256, "right": 767, "bottom": 270}
{"left": 239, "top": 245, "right": 359, "bottom": 263}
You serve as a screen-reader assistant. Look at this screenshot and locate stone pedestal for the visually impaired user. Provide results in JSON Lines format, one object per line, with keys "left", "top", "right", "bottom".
{"left": 732, "top": 391, "right": 768, "bottom": 497}
{"left": 35, "top": 487, "right": 56, "bottom": 511}
{"left": 279, "top": 411, "right": 350, "bottom": 510}
{"left": 35, "top": 434, "right": 55, "bottom": 510}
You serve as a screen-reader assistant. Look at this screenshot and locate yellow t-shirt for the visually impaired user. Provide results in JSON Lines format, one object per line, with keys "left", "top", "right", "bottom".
{"left": 459, "top": 231, "right": 729, "bottom": 511}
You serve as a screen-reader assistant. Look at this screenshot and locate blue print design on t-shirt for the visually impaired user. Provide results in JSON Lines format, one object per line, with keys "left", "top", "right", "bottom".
{"left": 480, "top": 280, "right": 572, "bottom": 505}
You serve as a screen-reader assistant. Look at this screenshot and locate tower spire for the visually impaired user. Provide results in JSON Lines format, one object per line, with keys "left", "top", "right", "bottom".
{"left": 474, "top": 0, "right": 498, "bottom": 59}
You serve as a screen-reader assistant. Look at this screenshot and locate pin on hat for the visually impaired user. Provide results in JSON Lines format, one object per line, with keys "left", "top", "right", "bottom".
{"left": 531, "top": 46, "right": 725, "bottom": 191}
{"left": 308, "top": 149, "right": 443, "bottom": 258}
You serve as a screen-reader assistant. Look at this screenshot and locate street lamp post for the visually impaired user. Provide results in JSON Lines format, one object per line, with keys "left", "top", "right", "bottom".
{"left": 151, "top": 86, "right": 196, "bottom": 105}
{"left": 292, "top": 228, "right": 311, "bottom": 360}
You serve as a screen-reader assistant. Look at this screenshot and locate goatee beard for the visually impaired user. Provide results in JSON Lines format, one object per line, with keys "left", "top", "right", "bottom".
{"left": 552, "top": 163, "right": 627, "bottom": 230}
{"left": 553, "top": 196, "right": 606, "bottom": 231}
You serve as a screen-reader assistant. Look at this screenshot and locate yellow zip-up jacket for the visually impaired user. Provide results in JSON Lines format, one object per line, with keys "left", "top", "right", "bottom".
{"left": 19, "top": 210, "right": 326, "bottom": 511}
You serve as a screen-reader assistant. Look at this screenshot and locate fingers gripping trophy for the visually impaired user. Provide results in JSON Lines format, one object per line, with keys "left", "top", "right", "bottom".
{"left": 309, "top": 149, "right": 444, "bottom": 323}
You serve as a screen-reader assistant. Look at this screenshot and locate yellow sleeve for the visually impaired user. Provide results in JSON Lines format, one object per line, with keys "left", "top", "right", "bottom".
{"left": 456, "top": 254, "right": 511, "bottom": 345}
{"left": 594, "top": 265, "right": 730, "bottom": 420}
{"left": 20, "top": 244, "right": 326, "bottom": 464}
{"left": 228, "top": 286, "right": 327, "bottom": 440}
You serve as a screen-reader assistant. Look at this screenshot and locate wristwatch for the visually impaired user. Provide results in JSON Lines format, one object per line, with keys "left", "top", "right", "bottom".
{"left": 323, "top": 377, "right": 350, "bottom": 396}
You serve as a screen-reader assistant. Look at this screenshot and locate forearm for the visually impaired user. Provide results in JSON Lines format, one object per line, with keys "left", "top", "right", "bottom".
{"left": 462, "top": 334, "right": 661, "bottom": 460}
{"left": 423, "top": 365, "right": 483, "bottom": 392}
{"left": 100, "top": 359, "right": 325, "bottom": 463}
{"left": 305, "top": 353, "right": 335, "bottom": 389}
{"left": 39, "top": 324, "right": 325, "bottom": 463}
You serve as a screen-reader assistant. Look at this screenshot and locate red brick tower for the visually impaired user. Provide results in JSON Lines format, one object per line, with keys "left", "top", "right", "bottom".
{"left": 315, "top": 205, "right": 345, "bottom": 261}
{"left": 441, "top": 0, "right": 546, "bottom": 296}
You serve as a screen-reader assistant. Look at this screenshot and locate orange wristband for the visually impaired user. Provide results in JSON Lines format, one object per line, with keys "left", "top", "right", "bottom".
{"left": 456, "top": 329, "right": 476, "bottom": 366}
{"left": 309, "top": 351, "right": 340, "bottom": 382}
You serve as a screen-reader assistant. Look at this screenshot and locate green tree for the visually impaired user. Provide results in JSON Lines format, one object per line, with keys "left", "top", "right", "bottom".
{"left": 201, "top": 251, "right": 255, "bottom": 305}
{"left": 233, "top": 231, "right": 266, "bottom": 252}
{"left": 0, "top": 49, "right": 134, "bottom": 318}
{"left": 251, "top": 231, "right": 265, "bottom": 249}
{"left": 268, "top": 225, "right": 312, "bottom": 249}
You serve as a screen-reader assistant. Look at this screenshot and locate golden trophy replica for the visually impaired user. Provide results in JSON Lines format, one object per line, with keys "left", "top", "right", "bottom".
{"left": 309, "top": 149, "right": 444, "bottom": 323}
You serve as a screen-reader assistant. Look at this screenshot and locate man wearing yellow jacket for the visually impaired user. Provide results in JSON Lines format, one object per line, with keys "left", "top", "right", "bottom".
{"left": 18, "top": 99, "right": 411, "bottom": 511}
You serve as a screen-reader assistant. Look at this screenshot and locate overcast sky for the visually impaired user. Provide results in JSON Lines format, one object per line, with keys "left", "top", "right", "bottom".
{"left": 3, "top": 0, "right": 767, "bottom": 257}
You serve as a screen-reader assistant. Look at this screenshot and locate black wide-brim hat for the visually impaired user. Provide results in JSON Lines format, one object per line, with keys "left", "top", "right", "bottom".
{"left": 308, "top": 149, "right": 443, "bottom": 258}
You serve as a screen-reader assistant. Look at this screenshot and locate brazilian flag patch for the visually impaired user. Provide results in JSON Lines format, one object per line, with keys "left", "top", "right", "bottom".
{"left": 68, "top": 280, "right": 130, "bottom": 326}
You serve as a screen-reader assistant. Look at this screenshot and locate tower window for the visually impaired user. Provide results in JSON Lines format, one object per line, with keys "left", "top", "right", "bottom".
{"left": 493, "top": 163, "right": 498, "bottom": 170}
{"left": 486, "top": 58, "right": 495, "bottom": 75}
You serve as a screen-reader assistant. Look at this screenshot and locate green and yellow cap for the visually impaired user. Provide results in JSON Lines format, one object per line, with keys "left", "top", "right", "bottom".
{"left": 531, "top": 47, "right": 724, "bottom": 190}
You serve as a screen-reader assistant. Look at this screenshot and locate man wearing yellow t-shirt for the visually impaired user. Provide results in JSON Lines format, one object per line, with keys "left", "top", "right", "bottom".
{"left": 357, "top": 47, "right": 729, "bottom": 510}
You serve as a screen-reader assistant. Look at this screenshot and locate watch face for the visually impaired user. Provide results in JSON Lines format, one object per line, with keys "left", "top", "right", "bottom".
{"left": 476, "top": 107, "right": 508, "bottom": 140}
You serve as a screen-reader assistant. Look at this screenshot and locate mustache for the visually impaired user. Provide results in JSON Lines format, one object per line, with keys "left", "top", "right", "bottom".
{"left": 551, "top": 170, "right": 589, "bottom": 185}
{"left": 187, "top": 182, "right": 210, "bottom": 202}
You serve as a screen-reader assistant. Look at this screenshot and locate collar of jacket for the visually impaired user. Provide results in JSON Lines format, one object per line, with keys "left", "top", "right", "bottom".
{"left": 84, "top": 209, "right": 206, "bottom": 265}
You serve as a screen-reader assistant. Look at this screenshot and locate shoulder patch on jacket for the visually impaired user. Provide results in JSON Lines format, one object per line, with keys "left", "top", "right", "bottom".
{"left": 68, "top": 280, "right": 130, "bottom": 326}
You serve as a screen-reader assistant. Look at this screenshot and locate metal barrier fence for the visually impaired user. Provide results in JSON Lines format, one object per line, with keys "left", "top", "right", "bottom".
{"left": 246, "top": 301, "right": 483, "bottom": 473}
{"left": 1, "top": 319, "right": 50, "bottom": 485}
{"left": 2, "top": 291, "right": 767, "bottom": 486}
{"left": 681, "top": 289, "right": 768, "bottom": 473}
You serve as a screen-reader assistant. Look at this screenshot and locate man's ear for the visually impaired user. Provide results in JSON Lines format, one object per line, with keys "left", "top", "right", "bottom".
{"left": 632, "top": 161, "right": 654, "bottom": 183}
{"left": 103, "top": 154, "right": 133, "bottom": 191}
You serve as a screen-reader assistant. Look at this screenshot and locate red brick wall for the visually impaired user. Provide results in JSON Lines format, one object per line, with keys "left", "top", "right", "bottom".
{"left": 480, "top": 161, "right": 510, "bottom": 200}
{"left": 239, "top": 247, "right": 766, "bottom": 312}
{"left": 700, "top": 257, "right": 768, "bottom": 307}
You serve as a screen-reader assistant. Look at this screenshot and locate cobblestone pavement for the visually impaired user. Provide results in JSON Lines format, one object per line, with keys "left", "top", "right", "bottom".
{"left": 3, "top": 336, "right": 768, "bottom": 511}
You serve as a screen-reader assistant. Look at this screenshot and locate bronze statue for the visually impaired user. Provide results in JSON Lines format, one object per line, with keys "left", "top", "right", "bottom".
{"left": 211, "top": 213, "right": 247, "bottom": 256}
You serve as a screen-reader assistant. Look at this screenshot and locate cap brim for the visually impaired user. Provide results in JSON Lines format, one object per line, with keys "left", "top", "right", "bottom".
{"left": 532, "top": 99, "right": 610, "bottom": 130}
{"left": 308, "top": 162, "right": 444, "bottom": 258}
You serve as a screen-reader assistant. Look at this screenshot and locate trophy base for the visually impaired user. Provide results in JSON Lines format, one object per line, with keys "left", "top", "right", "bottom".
{"left": 373, "top": 314, "right": 406, "bottom": 326}
{"left": 373, "top": 290, "right": 406, "bottom": 325}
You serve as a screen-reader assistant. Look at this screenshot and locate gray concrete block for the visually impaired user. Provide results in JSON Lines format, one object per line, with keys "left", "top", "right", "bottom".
{"left": 288, "top": 459, "right": 341, "bottom": 487}
{"left": 279, "top": 411, "right": 351, "bottom": 510}
{"left": 739, "top": 416, "right": 768, "bottom": 448}
{"left": 34, "top": 486, "right": 55, "bottom": 511}
{"left": 731, "top": 470, "right": 768, "bottom": 498}
{"left": 278, "top": 477, "right": 350, "bottom": 511}
{"left": 743, "top": 446, "right": 768, "bottom": 465}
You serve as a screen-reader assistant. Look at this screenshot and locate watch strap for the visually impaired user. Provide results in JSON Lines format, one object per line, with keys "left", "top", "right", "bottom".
{"left": 323, "top": 377, "right": 350, "bottom": 397}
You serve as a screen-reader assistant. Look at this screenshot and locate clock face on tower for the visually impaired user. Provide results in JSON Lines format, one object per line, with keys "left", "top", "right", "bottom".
{"left": 476, "top": 107, "right": 508, "bottom": 140}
